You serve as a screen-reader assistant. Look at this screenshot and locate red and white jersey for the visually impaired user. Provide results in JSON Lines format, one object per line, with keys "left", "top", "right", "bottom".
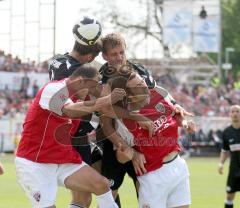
{"left": 123, "top": 87, "right": 181, "bottom": 174}
{"left": 16, "top": 79, "right": 82, "bottom": 164}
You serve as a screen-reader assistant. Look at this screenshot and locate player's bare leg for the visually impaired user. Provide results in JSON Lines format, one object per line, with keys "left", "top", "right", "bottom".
{"left": 225, "top": 192, "right": 235, "bottom": 208}
{"left": 70, "top": 190, "right": 92, "bottom": 208}
{"left": 65, "top": 165, "right": 118, "bottom": 208}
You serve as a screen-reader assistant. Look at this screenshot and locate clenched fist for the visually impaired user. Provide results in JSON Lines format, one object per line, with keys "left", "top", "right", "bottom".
{"left": 110, "top": 88, "right": 126, "bottom": 104}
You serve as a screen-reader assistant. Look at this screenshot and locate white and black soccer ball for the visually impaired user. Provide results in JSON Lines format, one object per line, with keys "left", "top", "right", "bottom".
{"left": 72, "top": 16, "right": 102, "bottom": 46}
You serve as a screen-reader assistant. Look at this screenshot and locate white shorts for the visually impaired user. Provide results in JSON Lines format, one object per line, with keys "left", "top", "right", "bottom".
{"left": 15, "top": 157, "right": 87, "bottom": 208}
{"left": 138, "top": 156, "right": 191, "bottom": 208}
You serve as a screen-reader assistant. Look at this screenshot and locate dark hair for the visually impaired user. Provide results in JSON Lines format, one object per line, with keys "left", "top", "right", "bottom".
{"left": 107, "top": 72, "right": 136, "bottom": 90}
{"left": 102, "top": 33, "right": 126, "bottom": 54}
{"left": 107, "top": 73, "right": 136, "bottom": 107}
{"left": 73, "top": 40, "right": 102, "bottom": 57}
{"left": 70, "top": 65, "right": 98, "bottom": 79}
{"left": 109, "top": 76, "right": 128, "bottom": 91}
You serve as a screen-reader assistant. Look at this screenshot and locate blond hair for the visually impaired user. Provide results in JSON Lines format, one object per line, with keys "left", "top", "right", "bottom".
{"left": 102, "top": 33, "right": 126, "bottom": 54}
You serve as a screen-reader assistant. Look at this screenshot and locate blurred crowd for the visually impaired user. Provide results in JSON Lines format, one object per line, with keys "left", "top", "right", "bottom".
{"left": 0, "top": 50, "right": 48, "bottom": 73}
{"left": 1, "top": 50, "right": 239, "bottom": 154}
{"left": 155, "top": 72, "right": 240, "bottom": 117}
{"left": 0, "top": 84, "right": 37, "bottom": 119}
{"left": 1, "top": 50, "right": 239, "bottom": 118}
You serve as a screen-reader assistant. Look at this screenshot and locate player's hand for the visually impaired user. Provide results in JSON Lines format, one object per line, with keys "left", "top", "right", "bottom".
{"left": 132, "top": 150, "right": 147, "bottom": 176}
{"left": 116, "top": 143, "right": 134, "bottom": 164}
{"left": 0, "top": 163, "right": 4, "bottom": 175}
{"left": 218, "top": 164, "right": 224, "bottom": 175}
{"left": 174, "top": 104, "right": 194, "bottom": 117}
{"left": 137, "top": 119, "right": 154, "bottom": 138}
{"left": 109, "top": 88, "right": 126, "bottom": 104}
{"left": 182, "top": 120, "right": 196, "bottom": 134}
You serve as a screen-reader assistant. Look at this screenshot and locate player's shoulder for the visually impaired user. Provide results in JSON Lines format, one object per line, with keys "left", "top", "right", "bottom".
{"left": 50, "top": 53, "right": 81, "bottom": 69}
{"left": 128, "top": 60, "right": 148, "bottom": 74}
{"left": 50, "top": 53, "right": 68, "bottom": 65}
{"left": 42, "top": 80, "right": 67, "bottom": 95}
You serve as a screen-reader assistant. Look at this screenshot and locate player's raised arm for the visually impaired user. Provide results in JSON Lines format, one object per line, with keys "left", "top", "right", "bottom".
{"left": 63, "top": 88, "right": 126, "bottom": 118}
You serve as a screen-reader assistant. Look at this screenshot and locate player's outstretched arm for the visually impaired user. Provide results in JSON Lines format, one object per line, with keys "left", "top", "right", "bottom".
{"left": 62, "top": 88, "right": 126, "bottom": 118}
{"left": 100, "top": 116, "right": 134, "bottom": 164}
{"left": 100, "top": 106, "right": 154, "bottom": 137}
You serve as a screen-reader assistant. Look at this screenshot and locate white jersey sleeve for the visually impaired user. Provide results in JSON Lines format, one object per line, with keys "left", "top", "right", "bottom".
{"left": 115, "top": 119, "right": 134, "bottom": 147}
{"left": 39, "top": 81, "right": 73, "bottom": 116}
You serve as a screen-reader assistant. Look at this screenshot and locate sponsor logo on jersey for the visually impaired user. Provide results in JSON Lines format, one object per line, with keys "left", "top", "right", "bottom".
{"left": 229, "top": 138, "right": 234, "bottom": 143}
{"left": 51, "top": 59, "right": 62, "bottom": 68}
{"left": 59, "top": 93, "right": 67, "bottom": 102}
{"left": 229, "top": 144, "right": 240, "bottom": 151}
{"left": 155, "top": 102, "right": 165, "bottom": 113}
{"left": 153, "top": 115, "right": 169, "bottom": 132}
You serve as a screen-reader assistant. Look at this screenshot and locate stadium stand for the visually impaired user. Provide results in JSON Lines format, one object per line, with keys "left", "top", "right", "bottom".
{"left": 0, "top": 50, "right": 239, "bottom": 155}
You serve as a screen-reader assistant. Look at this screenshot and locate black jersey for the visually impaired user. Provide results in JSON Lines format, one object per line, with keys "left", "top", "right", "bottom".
{"left": 99, "top": 60, "right": 156, "bottom": 89}
{"left": 222, "top": 125, "right": 240, "bottom": 177}
{"left": 48, "top": 53, "right": 82, "bottom": 81}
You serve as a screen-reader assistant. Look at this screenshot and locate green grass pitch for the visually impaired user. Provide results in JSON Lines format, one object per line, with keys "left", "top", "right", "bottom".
{"left": 0, "top": 155, "right": 239, "bottom": 208}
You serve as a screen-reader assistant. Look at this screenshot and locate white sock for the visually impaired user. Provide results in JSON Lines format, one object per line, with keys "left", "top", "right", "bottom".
{"left": 225, "top": 200, "right": 233, "bottom": 205}
{"left": 69, "top": 203, "right": 85, "bottom": 208}
{"left": 96, "top": 190, "right": 119, "bottom": 208}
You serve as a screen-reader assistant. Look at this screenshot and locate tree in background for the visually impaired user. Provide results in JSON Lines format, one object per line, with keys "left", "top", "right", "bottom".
{"left": 222, "top": 0, "right": 240, "bottom": 79}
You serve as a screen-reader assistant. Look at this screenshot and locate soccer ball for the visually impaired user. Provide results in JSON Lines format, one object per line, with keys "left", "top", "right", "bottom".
{"left": 72, "top": 16, "right": 102, "bottom": 46}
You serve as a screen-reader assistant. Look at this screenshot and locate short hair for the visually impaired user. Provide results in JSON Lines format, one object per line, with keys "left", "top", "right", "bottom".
{"left": 102, "top": 33, "right": 126, "bottom": 54}
{"left": 106, "top": 72, "right": 133, "bottom": 107}
{"left": 70, "top": 65, "right": 98, "bottom": 79}
{"left": 73, "top": 40, "right": 102, "bottom": 57}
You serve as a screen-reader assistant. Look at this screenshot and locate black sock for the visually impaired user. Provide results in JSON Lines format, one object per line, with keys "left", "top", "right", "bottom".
{"left": 115, "top": 194, "right": 121, "bottom": 208}
{"left": 225, "top": 204, "right": 233, "bottom": 208}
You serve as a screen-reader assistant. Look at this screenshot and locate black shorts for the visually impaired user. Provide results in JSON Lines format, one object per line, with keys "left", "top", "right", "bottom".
{"left": 226, "top": 174, "right": 240, "bottom": 193}
{"left": 101, "top": 140, "right": 137, "bottom": 190}
{"left": 72, "top": 136, "right": 92, "bottom": 165}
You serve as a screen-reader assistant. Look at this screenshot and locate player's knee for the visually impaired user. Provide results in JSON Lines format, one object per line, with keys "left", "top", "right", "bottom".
{"left": 92, "top": 176, "right": 110, "bottom": 195}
